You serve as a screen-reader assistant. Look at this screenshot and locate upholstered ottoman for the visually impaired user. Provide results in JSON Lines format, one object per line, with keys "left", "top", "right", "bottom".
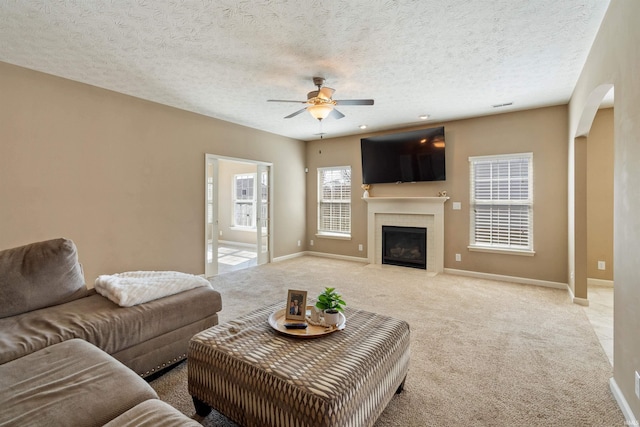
{"left": 188, "top": 302, "right": 410, "bottom": 427}
{"left": 0, "top": 339, "right": 157, "bottom": 426}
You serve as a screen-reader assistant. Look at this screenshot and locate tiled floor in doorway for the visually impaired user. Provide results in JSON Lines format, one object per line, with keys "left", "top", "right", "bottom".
{"left": 583, "top": 285, "right": 613, "bottom": 366}
{"left": 218, "top": 243, "right": 257, "bottom": 274}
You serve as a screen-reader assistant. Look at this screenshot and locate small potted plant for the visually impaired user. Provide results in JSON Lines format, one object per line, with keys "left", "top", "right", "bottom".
{"left": 315, "top": 287, "right": 346, "bottom": 326}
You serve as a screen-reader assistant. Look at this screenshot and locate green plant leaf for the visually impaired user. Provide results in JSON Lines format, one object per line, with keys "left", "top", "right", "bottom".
{"left": 316, "top": 287, "right": 346, "bottom": 312}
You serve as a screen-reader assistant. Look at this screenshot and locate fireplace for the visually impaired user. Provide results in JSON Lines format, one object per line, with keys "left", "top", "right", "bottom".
{"left": 382, "top": 226, "right": 427, "bottom": 270}
{"left": 364, "top": 197, "right": 448, "bottom": 273}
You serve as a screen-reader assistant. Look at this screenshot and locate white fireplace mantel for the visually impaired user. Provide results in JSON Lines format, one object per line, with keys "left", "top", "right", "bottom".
{"left": 363, "top": 197, "right": 449, "bottom": 273}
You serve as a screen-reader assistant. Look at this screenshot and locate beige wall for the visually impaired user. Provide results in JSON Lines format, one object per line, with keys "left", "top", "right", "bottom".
{"left": 305, "top": 136, "right": 368, "bottom": 259}
{"left": 0, "top": 62, "right": 306, "bottom": 283}
{"left": 587, "top": 108, "right": 614, "bottom": 281}
{"left": 569, "top": 0, "right": 640, "bottom": 419}
{"left": 306, "top": 105, "right": 569, "bottom": 284}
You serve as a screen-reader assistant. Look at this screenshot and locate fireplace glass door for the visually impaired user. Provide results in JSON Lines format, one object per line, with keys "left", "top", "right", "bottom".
{"left": 382, "top": 226, "right": 427, "bottom": 269}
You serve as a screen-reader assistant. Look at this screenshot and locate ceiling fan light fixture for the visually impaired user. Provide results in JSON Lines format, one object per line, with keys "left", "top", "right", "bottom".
{"left": 268, "top": 77, "right": 374, "bottom": 126}
{"left": 307, "top": 103, "right": 334, "bottom": 120}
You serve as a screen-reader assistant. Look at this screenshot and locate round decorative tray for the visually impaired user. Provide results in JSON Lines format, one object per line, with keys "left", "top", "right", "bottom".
{"left": 268, "top": 306, "right": 346, "bottom": 338}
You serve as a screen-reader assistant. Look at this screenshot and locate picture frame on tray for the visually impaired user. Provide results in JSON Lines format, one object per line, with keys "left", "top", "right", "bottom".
{"left": 285, "top": 289, "right": 307, "bottom": 321}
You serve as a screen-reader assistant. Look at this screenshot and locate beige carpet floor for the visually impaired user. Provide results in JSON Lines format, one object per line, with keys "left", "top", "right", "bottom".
{"left": 151, "top": 256, "right": 625, "bottom": 426}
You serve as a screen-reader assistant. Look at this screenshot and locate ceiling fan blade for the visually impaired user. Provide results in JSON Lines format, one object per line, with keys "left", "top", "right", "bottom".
{"left": 284, "top": 108, "right": 308, "bottom": 119}
{"left": 329, "top": 108, "right": 345, "bottom": 120}
{"left": 318, "top": 87, "right": 335, "bottom": 100}
{"left": 334, "top": 99, "right": 374, "bottom": 106}
{"left": 267, "top": 99, "right": 307, "bottom": 103}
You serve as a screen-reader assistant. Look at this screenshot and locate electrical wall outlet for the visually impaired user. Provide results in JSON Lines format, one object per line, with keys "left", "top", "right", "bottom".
{"left": 455, "top": 253, "right": 461, "bottom": 262}
{"left": 297, "top": 240, "right": 301, "bottom": 247}
{"left": 358, "top": 244, "right": 363, "bottom": 251}
{"left": 219, "top": 230, "right": 223, "bottom": 236}
{"left": 597, "top": 261, "right": 606, "bottom": 270}
{"left": 635, "top": 371, "right": 640, "bottom": 399}
{"left": 310, "top": 239, "right": 314, "bottom": 246}
{"left": 452, "top": 202, "right": 461, "bottom": 210}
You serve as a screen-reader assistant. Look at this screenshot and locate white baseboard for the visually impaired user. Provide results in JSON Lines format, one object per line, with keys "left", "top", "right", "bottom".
{"left": 273, "top": 257, "right": 574, "bottom": 290}
{"left": 444, "top": 268, "right": 567, "bottom": 290}
{"left": 610, "top": 377, "right": 639, "bottom": 425}
{"left": 588, "top": 278, "right": 614, "bottom": 287}
{"left": 304, "top": 251, "right": 369, "bottom": 264}
{"left": 567, "top": 285, "right": 589, "bottom": 306}
{"left": 274, "top": 251, "right": 368, "bottom": 264}
{"left": 273, "top": 252, "right": 306, "bottom": 263}
{"left": 271, "top": 257, "right": 591, "bottom": 306}
{"left": 268, "top": 257, "right": 594, "bottom": 307}
{"left": 565, "top": 278, "right": 613, "bottom": 306}
{"left": 273, "top": 256, "right": 613, "bottom": 292}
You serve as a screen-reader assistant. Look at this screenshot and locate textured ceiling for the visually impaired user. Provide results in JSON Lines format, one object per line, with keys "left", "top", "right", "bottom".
{"left": 0, "top": 0, "right": 611, "bottom": 141}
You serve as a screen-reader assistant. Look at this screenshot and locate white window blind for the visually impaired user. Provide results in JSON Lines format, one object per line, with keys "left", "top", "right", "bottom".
{"left": 318, "top": 166, "right": 351, "bottom": 236}
{"left": 469, "top": 153, "right": 533, "bottom": 251}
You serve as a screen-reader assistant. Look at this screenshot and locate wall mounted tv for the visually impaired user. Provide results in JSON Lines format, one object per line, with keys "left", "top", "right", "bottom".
{"left": 361, "top": 126, "right": 446, "bottom": 184}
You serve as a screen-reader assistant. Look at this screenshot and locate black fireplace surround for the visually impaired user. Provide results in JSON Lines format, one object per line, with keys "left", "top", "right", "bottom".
{"left": 382, "top": 225, "right": 427, "bottom": 270}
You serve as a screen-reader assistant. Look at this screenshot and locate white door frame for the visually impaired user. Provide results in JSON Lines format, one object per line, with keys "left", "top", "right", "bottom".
{"left": 205, "top": 155, "right": 219, "bottom": 278}
{"left": 205, "top": 154, "right": 273, "bottom": 277}
{"left": 256, "top": 163, "right": 272, "bottom": 266}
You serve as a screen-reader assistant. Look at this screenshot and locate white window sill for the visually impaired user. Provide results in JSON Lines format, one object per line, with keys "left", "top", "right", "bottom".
{"left": 316, "top": 233, "right": 351, "bottom": 241}
{"left": 230, "top": 226, "right": 256, "bottom": 232}
{"left": 467, "top": 245, "right": 535, "bottom": 256}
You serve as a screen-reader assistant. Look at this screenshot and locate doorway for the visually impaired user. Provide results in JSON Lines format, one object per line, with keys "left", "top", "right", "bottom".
{"left": 205, "top": 155, "right": 273, "bottom": 277}
{"left": 574, "top": 85, "right": 614, "bottom": 365}
{"left": 585, "top": 102, "right": 614, "bottom": 365}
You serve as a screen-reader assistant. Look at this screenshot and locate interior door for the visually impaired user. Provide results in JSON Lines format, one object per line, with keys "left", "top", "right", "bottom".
{"left": 205, "top": 155, "right": 219, "bottom": 277}
{"left": 256, "top": 164, "right": 271, "bottom": 265}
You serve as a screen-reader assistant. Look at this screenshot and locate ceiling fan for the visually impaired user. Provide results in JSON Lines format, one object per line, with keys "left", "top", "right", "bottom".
{"left": 268, "top": 77, "right": 374, "bottom": 121}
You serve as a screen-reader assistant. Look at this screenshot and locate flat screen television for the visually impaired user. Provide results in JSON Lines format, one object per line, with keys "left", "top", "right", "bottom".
{"left": 361, "top": 126, "right": 446, "bottom": 184}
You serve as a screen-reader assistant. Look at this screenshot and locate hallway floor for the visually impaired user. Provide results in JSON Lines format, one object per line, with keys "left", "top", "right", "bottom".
{"left": 583, "top": 285, "right": 613, "bottom": 366}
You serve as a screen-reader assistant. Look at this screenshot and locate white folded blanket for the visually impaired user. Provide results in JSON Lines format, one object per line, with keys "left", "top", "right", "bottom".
{"left": 94, "top": 271, "right": 211, "bottom": 307}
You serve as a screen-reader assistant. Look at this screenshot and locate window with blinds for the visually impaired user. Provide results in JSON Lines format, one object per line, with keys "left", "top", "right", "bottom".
{"left": 234, "top": 174, "right": 255, "bottom": 228}
{"left": 318, "top": 166, "right": 351, "bottom": 236}
{"left": 233, "top": 172, "right": 268, "bottom": 230}
{"left": 469, "top": 153, "right": 533, "bottom": 252}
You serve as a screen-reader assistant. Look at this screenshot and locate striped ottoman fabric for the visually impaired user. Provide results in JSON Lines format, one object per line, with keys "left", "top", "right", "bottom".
{"left": 188, "top": 302, "right": 410, "bottom": 427}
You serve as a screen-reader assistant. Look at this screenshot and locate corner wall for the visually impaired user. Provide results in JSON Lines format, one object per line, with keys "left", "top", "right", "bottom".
{"left": 587, "top": 108, "right": 614, "bottom": 282}
{"left": 568, "top": 0, "right": 640, "bottom": 420}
